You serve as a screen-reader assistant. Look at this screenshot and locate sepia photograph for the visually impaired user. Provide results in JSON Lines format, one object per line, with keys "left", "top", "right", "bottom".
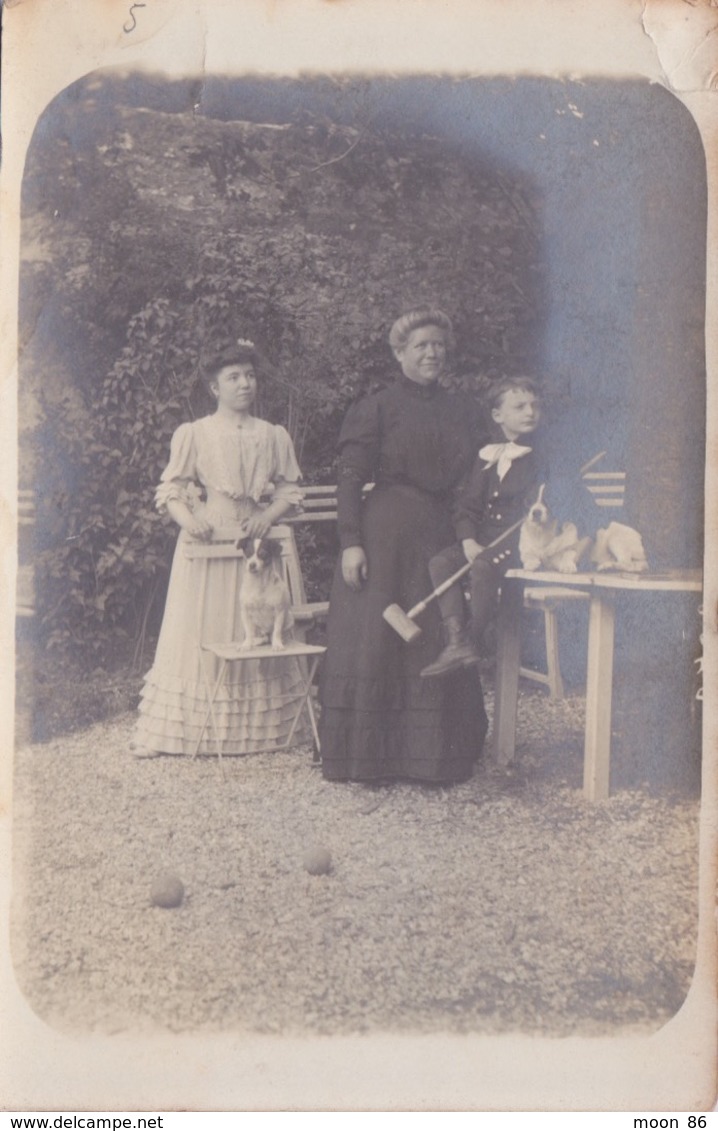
{"left": 2, "top": 0, "right": 716, "bottom": 1113}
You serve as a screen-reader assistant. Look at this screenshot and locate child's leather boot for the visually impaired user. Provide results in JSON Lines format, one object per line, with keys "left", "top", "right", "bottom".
{"left": 420, "top": 615, "right": 480, "bottom": 678}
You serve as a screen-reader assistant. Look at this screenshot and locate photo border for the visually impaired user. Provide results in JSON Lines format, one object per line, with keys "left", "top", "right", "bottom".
{"left": 1, "top": 0, "right": 716, "bottom": 1111}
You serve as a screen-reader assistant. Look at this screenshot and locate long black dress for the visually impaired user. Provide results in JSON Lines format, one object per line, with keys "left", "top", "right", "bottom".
{"left": 319, "top": 375, "right": 489, "bottom": 783}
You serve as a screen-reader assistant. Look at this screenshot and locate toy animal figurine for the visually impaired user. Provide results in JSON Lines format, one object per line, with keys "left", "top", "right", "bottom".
{"left": 518, "top": 484, "right": 590, "bottom": 573}
{"left": 591, "top": 522, "right": 648, "bottom": 573}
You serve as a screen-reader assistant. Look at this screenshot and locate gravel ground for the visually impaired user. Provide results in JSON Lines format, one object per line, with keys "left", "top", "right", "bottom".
{"left": 10, "top": 688, "right": 700, "bottom": 1038}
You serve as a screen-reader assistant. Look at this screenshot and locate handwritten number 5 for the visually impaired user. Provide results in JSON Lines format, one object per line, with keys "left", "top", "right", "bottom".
{"left": 124, "top": 2, "right": 147, "bottom": 33}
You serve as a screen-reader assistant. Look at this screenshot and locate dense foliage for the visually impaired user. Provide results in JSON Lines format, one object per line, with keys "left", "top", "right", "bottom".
{"left": 22, "top": 74, "right": 543, "bottom": 661}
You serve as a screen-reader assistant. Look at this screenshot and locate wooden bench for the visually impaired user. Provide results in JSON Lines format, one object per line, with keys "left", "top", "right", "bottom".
{"left": 283, "top": 484, "right": 345, "bottom": 626}
{"left": 582, "top": 469, "right": 626, "bottom": 510}
{"left": 282, "top": 483, "right": 374, "bottom": 628}
{"left": 519, "top": 586, "right": 590, "bottom": 699}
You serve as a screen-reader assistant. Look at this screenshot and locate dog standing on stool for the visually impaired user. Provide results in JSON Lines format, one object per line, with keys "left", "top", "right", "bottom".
{"left": 236, "top": 535, "right": 294, "bottom": 650}
{"left": 518, "top": 484, "right": 590, "bottom": 573}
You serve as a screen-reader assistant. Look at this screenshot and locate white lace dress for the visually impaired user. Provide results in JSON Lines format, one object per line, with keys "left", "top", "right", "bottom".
{"left": 136, "top": 414, "right": 306, "bottom": 755}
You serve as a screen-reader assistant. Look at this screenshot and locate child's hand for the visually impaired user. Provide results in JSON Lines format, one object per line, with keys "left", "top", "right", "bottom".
{"left": 462, "top": 538, "right": 484, "bottom": 564}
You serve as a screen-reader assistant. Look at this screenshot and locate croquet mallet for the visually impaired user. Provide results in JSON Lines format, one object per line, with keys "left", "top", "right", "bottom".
{"left": 382, "top": 517, "right": 525, "bottom": 643}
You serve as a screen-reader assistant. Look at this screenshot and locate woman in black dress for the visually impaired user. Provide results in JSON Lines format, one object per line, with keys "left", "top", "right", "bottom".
{"left": 319, "top": 308, "right": 489, "bottom": 783}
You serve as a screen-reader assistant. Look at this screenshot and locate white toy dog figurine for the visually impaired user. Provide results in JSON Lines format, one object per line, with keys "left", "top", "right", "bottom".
{"left": 519, "top": 484, "right": 589, "bottom": 573}
{"left": 590, "top": 522, "right": 648, "bottom": 573}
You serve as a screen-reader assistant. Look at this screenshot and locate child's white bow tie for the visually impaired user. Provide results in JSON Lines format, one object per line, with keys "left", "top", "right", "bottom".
{"left": 479, "top": 441, "right": 532, "bottom": 481}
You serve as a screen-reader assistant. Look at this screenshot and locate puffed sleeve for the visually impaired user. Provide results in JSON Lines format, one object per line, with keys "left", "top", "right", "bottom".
{"left": 154, "top": 422, "right": 198, "bottom": 513}
{"left": 269, "top": 424, "right": 304, "bottom": 508}
{"left": 336, "top": 395, "right": 380, "bottom": 551}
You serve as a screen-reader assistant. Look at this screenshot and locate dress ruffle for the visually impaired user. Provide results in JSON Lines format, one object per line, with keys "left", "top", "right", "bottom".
{"left": 137, "top": 665, "right": 309, "bottom": 755}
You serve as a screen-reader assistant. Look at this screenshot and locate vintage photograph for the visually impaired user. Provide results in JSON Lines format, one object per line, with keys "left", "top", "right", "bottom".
{"left": 3, "top": 0, "right": 716, "bottom": 1113}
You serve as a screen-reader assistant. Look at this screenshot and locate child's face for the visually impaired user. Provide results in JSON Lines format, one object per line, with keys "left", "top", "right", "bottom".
{"left": 492, "top": 388, "right": 541, "bottom": 441}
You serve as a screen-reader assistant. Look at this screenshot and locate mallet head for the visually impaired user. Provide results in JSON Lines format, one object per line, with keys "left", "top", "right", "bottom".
{"left": 382, "top": 604, "right": 422, "bottom": 643}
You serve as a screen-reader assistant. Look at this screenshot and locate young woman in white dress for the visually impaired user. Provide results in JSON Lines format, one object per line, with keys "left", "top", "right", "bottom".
{"left": 134, "top": 339, "right": 306, "bottom": 757}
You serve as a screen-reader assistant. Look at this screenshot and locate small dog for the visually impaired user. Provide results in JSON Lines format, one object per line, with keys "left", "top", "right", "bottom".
{"left": 236, "top": 535, "right": 294, "bottom": 650}
{"left": 590, "top": 522, "right": 648, "bottom": 573}
{"left": 518, "top": 484, "right": 589, "bottom": 573}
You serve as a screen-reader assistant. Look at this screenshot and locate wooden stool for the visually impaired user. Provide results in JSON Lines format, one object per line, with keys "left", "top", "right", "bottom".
{"left": 520, "top": 586, "right": 590, "bottom": 699}
{"left": 183, "top": 527, "right": 329, "bottom": 771}
{"left": 196, "top": 641, "right": 326, "bottom": 768}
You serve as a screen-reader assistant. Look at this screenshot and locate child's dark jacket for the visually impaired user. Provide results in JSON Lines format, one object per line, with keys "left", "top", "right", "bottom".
{"left": 452, "top": 427, "right": 548, "bottom": 547}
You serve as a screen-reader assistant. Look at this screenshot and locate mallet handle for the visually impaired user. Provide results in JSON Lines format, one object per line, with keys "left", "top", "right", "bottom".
{"left": 405, "top": 518, "right": 525, "bottom": 620}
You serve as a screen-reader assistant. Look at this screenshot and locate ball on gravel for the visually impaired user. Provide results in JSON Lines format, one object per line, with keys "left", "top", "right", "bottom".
{"left": 150, "top": 871, "right": 185, "bottom": 908}
{"left": 302, "top": 846, "right": 332, "bottom": 875}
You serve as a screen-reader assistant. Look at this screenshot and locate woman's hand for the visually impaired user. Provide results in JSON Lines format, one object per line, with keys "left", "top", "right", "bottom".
{"left": 166, "top": 498, "right": 213, "bottom": 542}
{"left": 241, "top": 512, "right": 273, "bottom": 539}
{"left": 462, "top": 538, "right": 484, "bottom": 564}
{"left": 185, "top": 516, "right": 214, "bottom": 542}
{"left": 342, "top": 546, "right": 368, "bottom": 591}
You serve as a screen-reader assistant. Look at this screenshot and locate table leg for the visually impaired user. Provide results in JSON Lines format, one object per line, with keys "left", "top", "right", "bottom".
{"left": 195, "top": 649, "right": 217, "bottom": 758}
{"left": 304, "top": 659, "right": 322, "bottom": 755}
{"left": 583, "top": 593, "right": 615, "bottom": 800}
{"left": 283, "top": 656, "right": 320, "bottom": 751}
{"left": 207, "top": 659, "right": 226, "bottom": 772}
{"left": 195, "top": 649, "right": 226, "bottom": 773}
{"left": 493, "top": 577, "right": 523, "bottom": 766}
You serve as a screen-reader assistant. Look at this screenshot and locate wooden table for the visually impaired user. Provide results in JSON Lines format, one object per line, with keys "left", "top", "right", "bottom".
{"left": 492, "top": 569, "right": 703, "bottom": 800}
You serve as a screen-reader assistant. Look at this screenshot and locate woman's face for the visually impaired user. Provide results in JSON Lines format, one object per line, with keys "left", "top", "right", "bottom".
{"left": 211, "top": 363, "right": 257, "bottom": 411}
{"left": 394, "top": 324, "right": 447, "bottom": 385}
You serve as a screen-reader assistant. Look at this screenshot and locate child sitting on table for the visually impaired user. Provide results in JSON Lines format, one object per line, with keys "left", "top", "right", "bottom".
{"left": 420, "top": 377, "right": 545, "bottom": 679}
